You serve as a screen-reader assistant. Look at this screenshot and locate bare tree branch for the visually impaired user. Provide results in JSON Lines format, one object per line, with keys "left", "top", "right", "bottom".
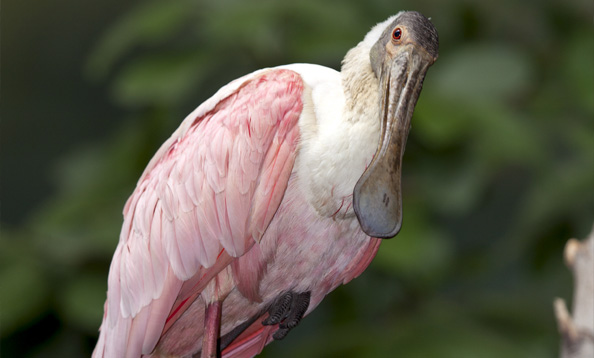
{"left": 555, "top": 224, "right": 594, "bottom": 358}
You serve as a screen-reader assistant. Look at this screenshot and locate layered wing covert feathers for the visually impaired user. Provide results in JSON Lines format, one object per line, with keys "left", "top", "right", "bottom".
{"left": 93, "top": 69, "right": 304, "bottom": 358}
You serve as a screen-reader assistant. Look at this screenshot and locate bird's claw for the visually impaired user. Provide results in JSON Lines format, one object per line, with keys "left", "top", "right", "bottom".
{"left": 262, "top": 291, "right": 311, "bottom": 340}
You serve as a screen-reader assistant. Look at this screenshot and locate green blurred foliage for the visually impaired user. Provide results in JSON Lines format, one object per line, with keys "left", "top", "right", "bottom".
{"left": 2, "top": 0, "right": 593, "bottom": 357}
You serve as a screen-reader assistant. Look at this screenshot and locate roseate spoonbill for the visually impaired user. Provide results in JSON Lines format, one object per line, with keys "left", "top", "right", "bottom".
{"left": 93, "top": 11, "right": 438, "bottom": 358}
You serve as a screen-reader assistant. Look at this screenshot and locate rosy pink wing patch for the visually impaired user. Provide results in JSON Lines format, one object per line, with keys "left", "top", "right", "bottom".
{"left": 93, "top": 69, "right": 304, "bottom": 358}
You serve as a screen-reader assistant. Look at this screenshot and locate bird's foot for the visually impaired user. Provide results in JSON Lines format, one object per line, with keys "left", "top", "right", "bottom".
{"left": 262, "top": 291, "right": 311, "bottom": 340}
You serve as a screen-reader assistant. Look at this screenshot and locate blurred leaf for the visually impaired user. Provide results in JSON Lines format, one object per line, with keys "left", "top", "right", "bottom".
{"left": 431, "top": 44, "right": 532, "bottom": 102}
{"left": 413, "top": 91, "right": 476, "bottom": 148}
{"left": 29, "top": 117, "right": 160, "bottom": 265}
{"left": 202, "top": 0, "right": 363, "bottom": 65}
{"left": 518, "top": 148, "right": 594, "bottom": 238}
{"left": 386, "top": 300, "right": 553, "bottom": 358}
{"left": 57, "top": 272, "right": 107, "bottom": 332}
{"left": 373, "top": 200, "right": 453, "bottom": 286}
{"left": 0, "top": 232, "right": 50, "bottom": 336}
{"left": 112, "top": 51, "right": 210, "bottom": 106}
{"left": 563, "top": 30, "right": 594, "bottom": 114}
{"left": 472, "top": 105, "right": 543, "bottom": 167}
{"left": 86, "top": 0, "right": 195, "bottom": 79}
{"left": 417, "top": 156, "right": 488, "bottom": 215}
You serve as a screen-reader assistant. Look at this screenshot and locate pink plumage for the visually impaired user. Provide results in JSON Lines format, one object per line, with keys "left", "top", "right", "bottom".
{"left": 93, "top": 69, "right": 380, "bottom": 358}
{"left": 94, "top": 11, "right": 439, "bottom": 358}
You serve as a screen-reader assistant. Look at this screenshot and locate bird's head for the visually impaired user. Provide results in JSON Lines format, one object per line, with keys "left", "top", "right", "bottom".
{"left": 353, "top": 11, "right": 438, "bottom": 238}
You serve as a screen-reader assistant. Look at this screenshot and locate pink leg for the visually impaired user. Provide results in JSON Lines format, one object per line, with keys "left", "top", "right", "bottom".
{"left": 201, "top": 300, "right": 223, "bottom": 358}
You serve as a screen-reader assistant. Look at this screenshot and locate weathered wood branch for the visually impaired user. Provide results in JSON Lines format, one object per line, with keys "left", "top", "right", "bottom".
{"left": 554, "top": 224, "right": 594, "bottom": 358}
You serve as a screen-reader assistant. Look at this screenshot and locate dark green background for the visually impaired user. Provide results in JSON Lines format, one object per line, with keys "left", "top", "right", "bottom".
{"left": 2, "top": 0, "right": 592, "bottom": 357}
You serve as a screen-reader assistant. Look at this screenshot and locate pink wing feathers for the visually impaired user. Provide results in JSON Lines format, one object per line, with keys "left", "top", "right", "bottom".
{"left": 93, "top": 69, "right": 305, "bottom": 358}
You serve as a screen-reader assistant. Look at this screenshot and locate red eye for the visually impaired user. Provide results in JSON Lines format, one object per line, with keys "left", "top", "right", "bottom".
{"left": 392, "top": 28, "right": 402, "bottom": 40}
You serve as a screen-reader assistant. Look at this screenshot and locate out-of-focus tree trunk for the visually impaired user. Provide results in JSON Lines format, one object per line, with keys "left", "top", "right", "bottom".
{"left": 554, "top": 225, "right": 594, "bottom": 358}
